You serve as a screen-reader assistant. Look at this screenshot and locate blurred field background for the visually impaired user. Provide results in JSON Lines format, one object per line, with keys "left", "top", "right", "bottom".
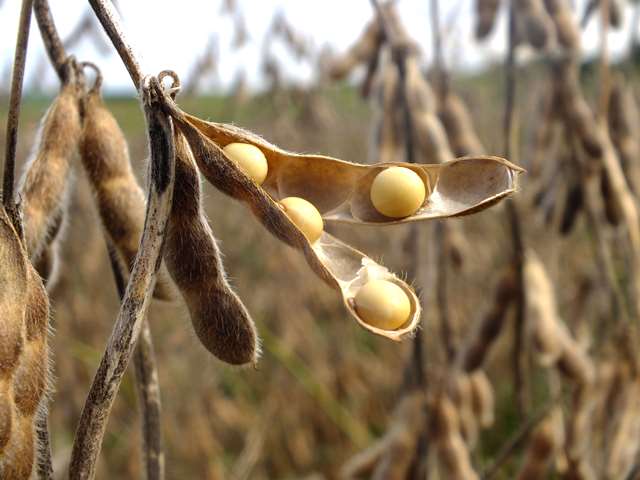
{"left": 2, "top": 0, "right": 640, "bottom": 479}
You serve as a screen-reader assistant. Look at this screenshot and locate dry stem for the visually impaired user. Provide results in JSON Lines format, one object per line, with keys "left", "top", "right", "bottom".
{"left": 33, "top": 0, "right": 67, "bottom": 81}
{"left": 481, "top": 397, "right": 557, "bottom": 479}
{"left": 3, "top": 0, "right": 34, "bottom": 232}
{"left": 503, "top": 0, "right": 528, "bottom": 418}
{"left": 87, "top": 0, "right": 143, "bottom": 89}
{"left": 106, "top": 244, "right": 165, "bottom": 480}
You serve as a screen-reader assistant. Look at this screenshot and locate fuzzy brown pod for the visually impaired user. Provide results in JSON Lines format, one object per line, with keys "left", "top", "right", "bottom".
{"left": 19, "top": 66, "right": 81, "bottom": 263}
{"left": 560, "top": 180, "right": 583, "bottom": 235}
{"left": 80, "top": 74, "right": 174, "bottom": 301}
{"left": 605, "top": 380, "right": 640, "bottom": 479}
{"left": 165, "top": 130, "right": 258, "bottom": 365}
{"left": 183, "top": 113, "right": 521, "bottom": 225}
{"left": 163, "top": 106, "right": 420, "bottom": 340}
{"left": 469, "top": 370, "right": 495, "bottom": 428}
{"left": 544, "top": 0, "right": 581, "bottom": 52}
{"left": 457, "top": 266, "right": 517, "bottom": 372}
{"left": 524, "top": 252, "right": 566, "bottom": 366}
{"left": 0, "top": 411, "right": 35, "bottom": 479}
{"left": 0, "top": 206, "right": 28, "bottom": 379}
{"left": 404, "top": 58, "right": 455, "bottom": 165}
{"left": 438, "top": 92, "right": 485, "bottom": 157}
{"left": 582, "top": 0, "right": 623, "bottom": 28}
{"left": 516, "top": 0, "right": 554, "bottom": 49}
{"left": 516, "top": 407, "right": 564, "bottom": 480}
{"left": 12, "top": 265, "right": 49, "bottom": 417}
{"left": 370, "top": 66, "right": 404, "bottom": 164}
{"left": 430, "top": 395, "right": 479, "bottom": 480}
{"left": 608, "top": 78, "right": 640, "bottom": 195}
{"left": 476, "top": 0, "right": 501, "bottom": 39}
{"left": 328, "top": 15, "right": 383, "bottom": 80}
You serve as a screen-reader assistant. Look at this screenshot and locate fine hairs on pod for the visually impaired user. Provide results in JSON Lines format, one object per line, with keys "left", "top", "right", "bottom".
{"left": 0, "top": 205, "right": 28, "bottom": 469}
{"left": 0, "top": 206, "right": 50, "bottom": 478}
{"left": 164, "top": 130, "right": 258, "bottom": 365}
{"left": 18, "top": 60, "right": 81, "bottom": 263}
{"left": 79, "top": 64, "right": 174, "bottom": 301}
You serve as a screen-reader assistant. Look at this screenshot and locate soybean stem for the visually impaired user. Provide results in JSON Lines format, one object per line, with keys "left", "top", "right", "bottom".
{"left": 3, "top": 0, "right": 34, "bottom": 229}
{"left": 87, "top": 0, "right": 143, "bottom": 90}
{"left": 105, "top": 244, "right": 165, "bottom": 480}
{"left": 503, "top": 0, "right": 528, "bottom": 419}
{"left": 481, "top": 397, "right": 557, "bottom": 480}
{"left": 33, "top": 0, "right": 67, "bottom": 81}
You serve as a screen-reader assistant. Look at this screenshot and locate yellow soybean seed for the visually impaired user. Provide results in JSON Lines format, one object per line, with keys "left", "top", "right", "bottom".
{"left": 370, "top": 166, "right": 426, "bottom": 218}
{"left": 354, "top": 279, "right": 411, "bottom": 330}
{"left": 223, "top": 142, "right": 269, "bottom": 184}
{"left": 279, "top": 197, "right": 323, "bottom": 244}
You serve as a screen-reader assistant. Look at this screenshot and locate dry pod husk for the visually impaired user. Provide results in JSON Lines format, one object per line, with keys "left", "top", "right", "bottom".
{"left": 457, "top": 266, "right": 517, "bottom": 371}
{"left": 183, "top": 113, "right": 521, "bottom": 225}
{"left": 450, "top": 373, "right": 480, "bottom": 447}
{"left": 605, "top": 380, "right": 640, "bottom": 479}
{"left": 80, "top": 73, "right": 174, "bottom": 301}
{"left": 438, "top": 92, "right": 485, "bottom": 157}
{"left": 582, "top": 0, "right": 623, "bottom": 28}
{"left": 328, "top": 15, "right": 383, "bottom": 80}
{"left": 370, "top": 66, "right": 404, "bottom": 164}
{"left": 405, "top": 58, "right": 455, "bottom": 164}
{"left": 515, "top": 0, "right": 554, "bottom": 49}
{"left": 469, "top": 370, "right": 495, "bottom": 428}
{"left": 516, "top": 407, "right": 564, "bottom": 480}
{"left": 430, "top": 394, "right": 479, "bottom": 480}
{"left": 560, "top": 180, "right": 583, "bottom": 235}
{"left": 524, "top": 252, "right": 565, "bottom": 366}
{"left": 158, "top": 99, "right": 423, "bottom": 340}
{"left": 524, "top": 252, "right": 595, "bottom": 383}
{"left": 608, "top": 78, "right": 640, "bottom": 194}
{"left": 19, "top": 65, "right": 81, "bottom": 262}
{"left": 476, "top": 0, "right": 501, "bottom": 39}
{"left": 166, "top": 131, "right": 258, "bottom": 365}
{"left": 544, "top": 0, "right": 581, "bottom": 52}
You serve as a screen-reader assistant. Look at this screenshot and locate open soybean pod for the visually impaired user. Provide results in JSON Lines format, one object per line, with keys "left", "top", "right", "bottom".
{"left": 182, "top": 114, "right": 522, "bottom": 226}
{"left": 79, "top": 66, "right": 174, "bottom": 301}
{"left": 166, "top": 130, "right": 258, "bottom": 365}
{"left": 19, "top": 61, "right": 81, "bottom": 263}
{"left": 159, "top": 101, "right": 420, "bottom": 340}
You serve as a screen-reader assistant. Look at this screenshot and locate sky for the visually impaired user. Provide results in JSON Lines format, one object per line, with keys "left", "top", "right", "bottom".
{"left": 0, "top": 0, "right": 637, "bottom": 95}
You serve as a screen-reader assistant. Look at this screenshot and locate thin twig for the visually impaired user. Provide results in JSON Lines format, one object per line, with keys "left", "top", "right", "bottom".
{"left": 105, "top": 244, "right": 165, "bottom": 480}
{"left": 503, "top": 0, "right": 528, "bottom": 419}
{"left": 35, "top": 414, "right": 54, "bottom": 479}
{"left": 3, "top": 0, "right": 34, "bottom": 232}
{"left": 87, "top": 0, "right": 143, "bottom": 89}
{"left": 69, "top": 78, "right": 175, "bottom": 480}
{"left": 598, "top": 0, "right": 611, "bottom": 121}
{"left": 33, "top": 0, "right": 67, "bottom": 81}
{"left": 481, "top": 397, "right": 558, "bottom": 480}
